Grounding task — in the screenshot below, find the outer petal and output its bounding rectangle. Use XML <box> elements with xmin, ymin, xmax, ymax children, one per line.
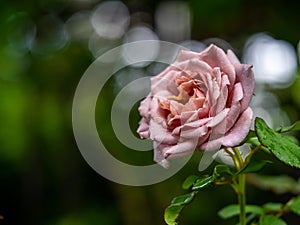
<box><xmin>138</xmin><ymin>95</ymin><xmax>151</xmax><ymax>119</ymax></box>
<box><xmin>137</xmin><ymin>118</ymin><xmax>150</xmax><ymax>139</ymax></box>
<box><xmin>165</xmin><ymin>139</ymin><xmax>197</xmax><ymax>158</ymax></box>
<box><xmin>153</xmin><ymin>142</ymin><xmax>171</xmax><ymax>168</ymax></box>
<box><xmin>149</xmin><ymin>119</ymin><xmax>178</xmax><ymax>144</ymax></box>
<box><xmin>222</xmin><ymin>107</ymin><xmax>253</xmax><ymax>147</ymax></box>
<box><xmin>227</xmin><ymin>49</ymin><xmax>241</xmax><ymax>65</ymax></box>
<box><xmin>234</xmin><ymin>64</ymin><xmax>255</xmax><ymax>112</ymax></box>
<box><xmin>172</xmin><ymin>56</ymin><xmax>213</xmax><ymax>77</ymax></box>
<box><xmin>199</xmin><ymin>44</ymin><xmax>236</xmax><ymax>88</ymax></box>
<box><xmin>151</xmin><ymin>69</ymin><xmax>180</xmax><ymax>95</ymax></box>
<box><xmin>200</xmin><ymin>107</ymin><xmax>253</xmax><ymax>151</ymax></box>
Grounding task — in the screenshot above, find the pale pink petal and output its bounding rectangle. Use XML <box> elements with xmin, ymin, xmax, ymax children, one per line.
<box><xmin>149</xmin><ymin>119</ymin><xmax>178</xmax><ymax>144</ymax></box>
<box><xmin>206</xmin><ymin>108</ymin><xmax>230</xmax><ymax>127</ymax></box>
<box><xmin>213</xmin><ymin>102</ymin><xmax>241</xmax><ymax>135</ymax></box>
<box><xmin>230</xmin><ymin>82</ymin><xmax>244</xmax><ymax>103</ymax></box>
<box><xmin>151</xmin><ymin>70</ymin><xmax>180</xmax><ymax>95</ymax></box>
<box><xmin>212</xmin><ymin>74</ymin><xmax>229</xmax><ymax>114</ymax></box>
<box><xmin>199</xmin><ymin>44</ymin><xmax>236</xmax><ymax>88</ymax></box>
<box><xmin>169</xmin><ymin>100</ymin><xmax>183</xmax><ymax>115</ymax></box>
<box><xmin>202</xmin><ymin>108</ymin><xmax>253</xmax><ymax>150</ymax></box>
<box><xmin>150</xmin><ymin>98</ymin><xmax>168</xmax><ymax>123</ymax></box>
<box><xmin>180</xmin><ymin>110</ymin><xmax>199</xmax><ymax>124</ymax></box>
<box><xmin>227</xmin><ymin>49</ymin><xmax>241</xmax><ymax>65</ymax></box>
<box><xmin>137</xmin><ymin>118</ymin><xmax>150</xmax><ymax>138</ymax></box>
<box><xmin>153</xmin><ymin>142</ymin><xmax>171</xmax><ymax>168</ymax></box>
<box><xmin>180</xmin><ymin>125</ymin><xmax>208</xmax><ymax>139</ymax></box>
<box><xmin>172</xmin><ymin>117</ymin><xmax>212</xmax><ymax>135</ymax></box>
<box><xmin>138</xmin><ymin>95</ymin><xmax>151</xmax><ymax>119</ymax></box>
<box><xmin>165</xmin><ymin>139</ymin><xmax>197</xmax><ymax>157</ymax></box>
<box><xmin>227</xmin><ymin>51</ymin><xmax>254</xmax><ymax>112</ymax></box>
<box><xmin>199</xmin><ymin>135</ymin><xmax>224</xmax><ymax>151</ymax></box>
<box><xmin>222</xmin><ymin>107</ymin><xmax>253</xmax><ymax>146</ymax></box>
<box><xmin>172</xmin><ymin>56</ymin><xmax>213</xmax><ymax>77</ymax></box>
<box><xmin>234</xmin><ymin>64</ymin><xmax>255</xmax><ymax>112</ymax></box>
<box><xmin>199</xmin><ymin>72</ymin><xmax>219</xmax><ymax>110</ymax></box>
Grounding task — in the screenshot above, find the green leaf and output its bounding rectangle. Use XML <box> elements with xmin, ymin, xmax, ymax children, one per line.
<box><xmin>218</xmin><ymin>204</ymin><xmax>264</xmax><ymax>219</ymax></box>
<box><xmin>259</xmin><ymin>215</ymin><xmax>287</xmax><ymax>225</ymax></box>
<box><xmin>247</xmin><ymin>174</ymin><xmax>297</xmax><ymax>194</ymax></box>
<box><xmin>288</xmin><ymin>196</ymin><xmax>300</xmax><ymax>216</ymax></box>
<box><xmin>263</xmin><ymin>203</ymin><xmax>283</xmax><ymax>212</ymax></box>
<box><xmin>164</xmin><ymin>192</ymin><xmax>196</xmax><ymax>225</ymax></box>
<box><xmin>239</xmin><ymin>159</ymin><xmax>271</xmax><ymax>174</ymax></box>
<box><xmin>164</xmin><ymin>205</ymin><xmax>183</xmax><ymax>225</ymax></box>
<box><xmin>277</xmin><ymin>121</ymin><xmax>300</xmax><ymax>133</ymax></box>
<box><xmin>182</xmin><ymin>175</ymin><xmax>199</xmax><ymax>190</ymax></box>
<box><xmin>213</xmin><ymin>164</ymin><xmax>232</xmax><ymax>177</ymax></box>
<box><xmin>170</xmin><ymin>192</ymin><xmax>196</xmax><ymax>205</ymax></box>
<box><xmin>255</xmin><ymin>117</ymin><xmax>300</xmax><ymax>169</ymax></box>
<box><xmin>192</xmin><ymin>176</ymin><xmax>215</xmax><ymax>190</ymax></box>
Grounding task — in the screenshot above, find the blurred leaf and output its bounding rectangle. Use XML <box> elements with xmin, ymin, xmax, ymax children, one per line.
<box><xmin>247</xmin><ymin>174</ymin><xmax>299</xmax><ymax>194</ymax></box>
<box><xmin>182</xmin><ymin>175</ymin><xmax>199</xmax><ymax>190</ymax></box>
<box><xmin>263</xmin><ymin>203</ymin><xmax>283</xmax><ymax>212</ymax></box>
<box><xmin>288</xmin><ymin>196</ymin><xmax>300</xmax><ymax>216</ymax></box>
<box><xmin>164</xmin><ymin>192</ymin><xmax>196</xmax><ymax>225</ymax></box>
<box><xmin>218</xmin><ymin>204</ymin><xmax>263</xmax><ymax>219</ymax></box>
<box><xmin>239</xmin><ymin>159</ymin><xmax>271</xmax><ymax>174</ymax></box>
<box><xmin>277</xmin><ymin>121</ymin><xmax>300</xmax><ymax>133</ymax></box>
<box><xmin>255</xmin><ymin>117</ymin><xmax>300</xmax><ymax>169</ymax></box>
<box><xmin>259</xmin><ymin>215</ymin><xmax>287</xmax><ymax>225</ymax></box>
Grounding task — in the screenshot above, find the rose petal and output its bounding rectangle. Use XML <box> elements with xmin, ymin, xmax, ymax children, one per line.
<box><xmin>227</xmin><ymin>49</ymin><xmax>241</xmax><ymax>65</ymax></box>
<box><xmin>213</xmin><ymin>102</ymin><xmax>241</xmax><ymax>135</ymax></box>
<box><xmin>222</xmin><ymin>107</ymin><xmax>253</xmax><ymax>146</ymax></box>
<box><xmin>206</xmin><ymin>108</ymin><xmax>230</xmax><ymax>127</ymax></box>
<box><xmin>165</xmin><ymin>139</ymin><xmax>197</xmax><ymax>157</ymax></box>
<box><xmin>137</xmin><ymin>118</ymin><xmax>150</xmax><ymax>138</ymax></box>
<box><xmin>212</xmin><ymin>74</ymin><xmax>229</xmax><ymax>114</ymax></box>
<box><xmin>149</xmin><ymin>119</ymin><xmax>178</xmax><ymax>144</ymax></box>
<box><xmin>172</xmin><ymin>56</ymin><xmax>213</xmax><ymax>77</ymax></box>
<box><xmin>153</xmin><ymin>142</ymin><xmax>171</xmax><ymax>168</ymax></box>
<box><xmin>138</xmin><ymin>95</ymin><xmax>151</xmax><ymax>119</ymax></box>
<box><xmin>151</xmin><ymin>70</ymin><xmax>180</xmax><ymax>95</ymax></box>
<box><xmin>234</xmin><ymin>64</ymin><xmax>255</xmax><ymax>112</ymax></box>
<box><xmin>199</xmin><ymin>44</ymin><xmax>236</xmax><ymax>88</ymax></box>
<box><xmin>230</xmin><ymin>82</ymin><xmax>244</xmax><ymax>103</ymax></box>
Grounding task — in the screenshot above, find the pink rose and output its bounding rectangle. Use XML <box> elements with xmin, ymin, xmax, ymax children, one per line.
<box><xmin>137</xmin><ymin>44</ymin><xmax>254</xmax><ymax>167</ymax></box>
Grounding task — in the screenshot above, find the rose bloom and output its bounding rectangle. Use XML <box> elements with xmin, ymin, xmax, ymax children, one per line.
<box><xmin>137</xmin><ymin>44</ymin><xmax>254</xmax><ymax>167</ymax></box>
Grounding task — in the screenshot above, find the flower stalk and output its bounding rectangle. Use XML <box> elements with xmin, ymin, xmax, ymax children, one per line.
<box><xmin>232</xmin><ymin>147</ymin><xmax>247</xmax><ymax>225</ymax></box>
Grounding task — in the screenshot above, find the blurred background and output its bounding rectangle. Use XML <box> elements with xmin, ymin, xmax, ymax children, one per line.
<box><xmin>1</xmin><ymin>0</ymin><xmax>300</xmax><ymax>224</ymax></box>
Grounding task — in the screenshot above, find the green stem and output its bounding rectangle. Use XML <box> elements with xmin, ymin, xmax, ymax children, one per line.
<box><xmin>238</xmin><ymin>173</ymin><xmax>246</xmax><ymax>225</ymax></box>
<box><xmin>232</xmin><ymin>147</ymin><xmax>246</xmax><ymax>225</ymax></box>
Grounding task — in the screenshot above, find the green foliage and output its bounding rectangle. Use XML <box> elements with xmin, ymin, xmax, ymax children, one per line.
<box><xmin>218</xmin><ymin>204</ymin><xmax>263</xmax><ymax>219</ymax></box>
<box><xmin>277</xmin><ymin>121</ymin><xmax>300</xmax><ymax>133</ymax></box>
<box><xmin>288</xmin><ymin>196</ymin><xmax>300</xmax><ymax>216</ymax></box>
<box><xmin>182</xmin><ymin>175</ymin><xmax>199</xmax><ymax>190</ymax></box>
<box><xmin>164</xmin><ymin>192</ymin><xmax>196</xmax><ymax>225</ymax></box>
<box><xmin>259</xmin><ymin>215</ymin><xmax>287</xmax><ymax>225</ymax></box>
<box><xmin>247</xmin><ymin>174</ymin><xmax>300</xmax><ymax>194</ymax></box>
<box><xmin>239</xmin><ymin>159</ymin><xmax>271</xmax><ymax>174</ymax></box>
<box><xmin>165</xmin><ymin>164</ymin><xmax>234</xmax><ymax>225</ymax></box>
<box><xmin>262</xmin><ymin>203</ymin><xmax>284</xmax><ymax>212</ymax></box>
<box><xmin>255</xmin><ymin>117</ymin><xmax>300</xmax><ymax>169</ymax></box>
